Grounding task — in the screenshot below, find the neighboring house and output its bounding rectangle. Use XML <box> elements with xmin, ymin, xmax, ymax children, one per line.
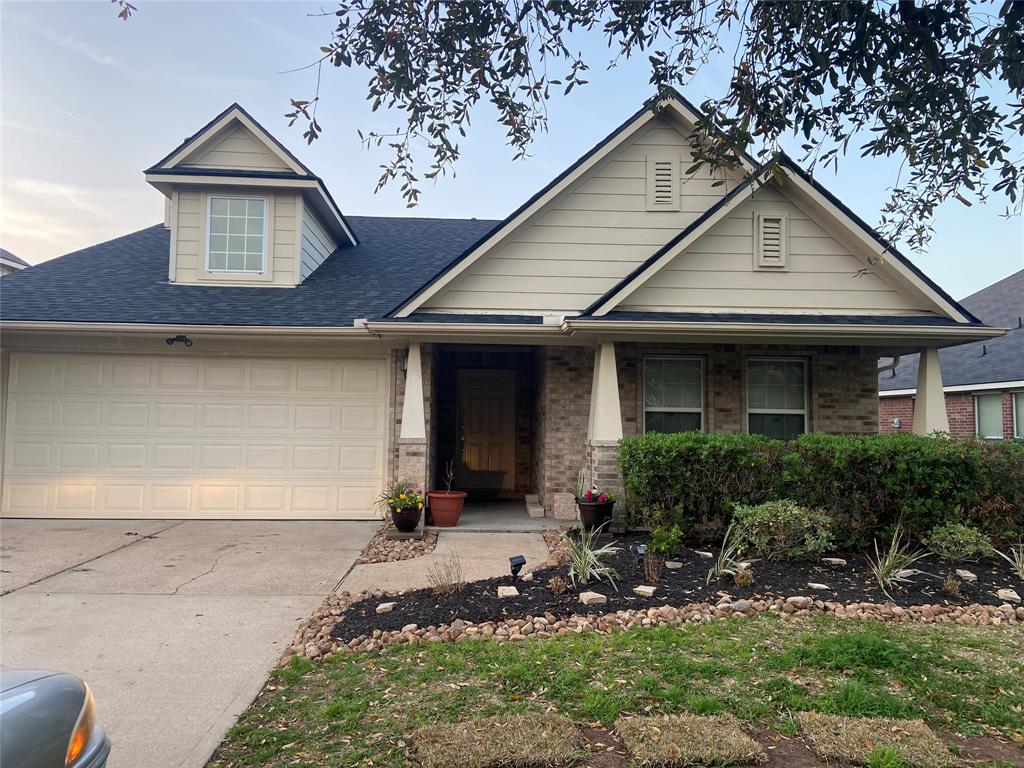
<box><xmin>0</xmin><ymin>95</ymin><xmax>1002</xmax><ymax>520</ymax></box>
<box><xmin>879</xmin><ymin>270</ymin><xmax>1023</xmax><ymax>440</ymax></box>
<box><xmin>0</xmin><ymin>249</ymin><xmax>29</xmax><ymax>276</ymax></box>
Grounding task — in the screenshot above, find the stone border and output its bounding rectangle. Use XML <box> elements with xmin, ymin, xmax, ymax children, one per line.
<box><xmin>282</xmin><ymin>590</ymin><xmax>1023</xmax><ymax>663</ymax></box>
<box><xmin>356</xmin><ymin>522</ymin><xmax>439</xmax><ymax>564</ymax></box>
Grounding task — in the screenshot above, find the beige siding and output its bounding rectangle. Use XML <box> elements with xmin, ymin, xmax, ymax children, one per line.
<box><xmin>422</xmin><ymin>117</ymin><xmax>742</xmax><ymax>314</ymax></box>
<box><xmin>172</xmin><ymin>187</ymin><xmax>299</xmax><ymax>287</ymax></box>
<box><xmin>620</xmin><ymin>190</ymin><xmax>929</xmax><ymax>314</ymax></box>
<box><xmin>179</xmin><ymin>122</ymin><xmax>292</xmax><ymax>172</ymax></box>
<box><xmin>299</xmin><ymin>200</ymin><xmax>338</xmax><ymax>280</ymax></box>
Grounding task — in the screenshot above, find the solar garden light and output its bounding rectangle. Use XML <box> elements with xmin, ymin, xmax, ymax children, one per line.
<box><xmin>631</xmin><ymin>543</ymin><xmax>646</xmax><ymax>565</ymax></box>
<box><xmin>509</xmin><ymin>554</ymin><xmax>526</xmax><ymax>579</ymax></box>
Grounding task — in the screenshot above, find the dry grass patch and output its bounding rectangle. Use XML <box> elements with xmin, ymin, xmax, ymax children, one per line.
<box><xmin>614</xmin><ymin>714</ymin><xmax>766</xmax><ymax>766</ymax></box>
<box><xmin>411</xmin><ymin>712</ymin><xmax>585</xmax><ymax>768</ymax></box>
<box><xmin>797</xmin><ymin>713</ymin><xmax>958</xmax><ymax>767</ymax></box>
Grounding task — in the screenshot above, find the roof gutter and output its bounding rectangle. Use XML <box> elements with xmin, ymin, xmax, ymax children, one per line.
<box><xmin>0</xmin><ymin>321</ymin><xmax>377</xmax><ymax>337</ymax></box>
<box><xmin>362</xmin><ymin>321</ymin><xmax>571</xmax><ymax>337</ymax></box>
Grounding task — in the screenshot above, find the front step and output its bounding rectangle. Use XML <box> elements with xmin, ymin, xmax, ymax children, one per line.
<box><xmin>524</xmin><ymin>494</ymin><xmax>546</xmax><ymax>518</ymax></box>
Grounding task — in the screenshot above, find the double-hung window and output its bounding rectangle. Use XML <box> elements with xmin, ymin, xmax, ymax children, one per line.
<box><xmin>207</xmin><ymin>196</ymin><xmax>266</xmax><ymax>273</ymax></box>
<box><xmin>975</xmin><ymin>393</ymin><xmax>1003</xmax><ymax>439</ymax></box>
<box><xmin>643</xmin><ymin>357</ymin><xmax>703</xmax><ymax>433</ymax></box>
<box><xmin>747</xmin><ymin>358</ymin><xmax>807</xmax><ymax>440</ymax></box>
<box><xmin>1015</xmin><ymin>392</ymin><xmax>1023</xmax><ymax>439</ymax></box>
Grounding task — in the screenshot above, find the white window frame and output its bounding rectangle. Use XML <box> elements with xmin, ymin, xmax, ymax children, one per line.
<box><xmin>746</xmin><ymin>357</ymin><xmax>809</xmax><ymax>438</ymax></box>
<box><xmin>1015</xmin><ymin>392</ymin><xmax>1023</xmax><ymax>439</ymax></box>
<box><xmin>642</xmin><ymin>356</ymin><xmax>704</xmax><ymax>433</ymax></box>
<box><xmin>205</xmin><ymin>194</ymin><xmax>268</xmax><ymax>275</ymax></box>
<box><xmin>974</xmin><ymin>392</ymin><xmax>1004</xmax><ymax>440</ymax></box>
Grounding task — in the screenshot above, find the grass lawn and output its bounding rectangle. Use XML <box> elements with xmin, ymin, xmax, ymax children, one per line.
<box><xmin>209</xmin><ymin>614</ymin><xmax>1024</xmax><ymax>767</ymax></box>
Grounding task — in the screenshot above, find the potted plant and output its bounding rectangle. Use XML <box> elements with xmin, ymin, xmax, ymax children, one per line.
<box><xmin>378</xmin><ymin>480</ymin><xmax>424</xmax><ymax>533</ymax></box>
<box><xmin>427</xmin><ymin>460</ymin><xmax>467</xmax><ymax>528</ymax></box>
<box><xmin>573</xmin><ymin>468</ymin><xmax>616</xmax><ymax>532</ymax></box>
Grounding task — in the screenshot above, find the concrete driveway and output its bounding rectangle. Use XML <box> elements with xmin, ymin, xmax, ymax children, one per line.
<box><xmin>0</xmin><ymin>519</ymin><xmax>376</xmax><ymax>768</ymax></box>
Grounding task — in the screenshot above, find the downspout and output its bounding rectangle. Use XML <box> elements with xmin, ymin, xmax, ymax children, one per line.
<box><xmin>877</xmin><ymin>355</ymin><xmax>902</xmax><ymax>377</ymax></box>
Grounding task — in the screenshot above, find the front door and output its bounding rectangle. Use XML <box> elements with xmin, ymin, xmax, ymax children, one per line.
<box><xmin>456</xmin><ymin>369</ymin><xmax>516</xmax><ymax>494</ymax></box>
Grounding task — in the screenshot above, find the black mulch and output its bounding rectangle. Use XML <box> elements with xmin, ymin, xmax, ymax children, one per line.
<box><xmin>332</xmin><ymin>533</ymin><xmax>1023</xmax><ymax>643</ymax></box>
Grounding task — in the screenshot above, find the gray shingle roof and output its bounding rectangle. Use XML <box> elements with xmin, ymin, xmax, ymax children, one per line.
<box><xmin>0</xmin><ymin>217</ymin><xmax>497</xmax><ymax>327</ymax></box>
<box><xmin>879</xmin><ymin>269</ymin><xmax>1024</xmax><ymax>390</ymax></box>
<box><xmin>0</xmin><ymin>249</ymin><xmax>29</xmax><ymax>268</ymax></box>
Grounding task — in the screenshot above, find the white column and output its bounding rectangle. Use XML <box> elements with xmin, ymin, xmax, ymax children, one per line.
<box><xmin>400</xmin><ymin>342</ymin><xmax>426</xmax><ymax>439</ymax></box>
<box><xmin>588</xmin><ymin>341</ymin><xmax>623</xmax><ymax>441</ymax></box>
<box><xmin>913</xmin><ymin>347</ymin><xmax>949</xmax><ymax>435</ymax></box>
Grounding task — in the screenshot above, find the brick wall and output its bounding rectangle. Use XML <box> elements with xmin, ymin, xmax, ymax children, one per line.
<box><xmin>878</xmin><ymin>395</ymin><xmax>915</xmax><ymax>433</ymax></box>
<box><xmin>880</xmin><ymin>390</ymin><xmax>1020</xmax><ymax>439</ymax></box>
<box><xmin>389</xmin><ymin>344</ymin><xmax>433</xmax><ymax>489</ymax></box>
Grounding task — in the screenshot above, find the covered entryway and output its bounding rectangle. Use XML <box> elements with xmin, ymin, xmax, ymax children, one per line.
<box><xmin>1</xmin><ymin>352</ymin><xmax>387</xmax><ymax>519</ymax></box>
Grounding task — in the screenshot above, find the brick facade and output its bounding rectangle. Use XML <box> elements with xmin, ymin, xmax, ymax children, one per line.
<box><xmin>880</xmin><ymin>389</ymin><xmax>1020</xmax><ymax>439</ymax></box>
<box><xmin>389</xmin><ymin>345</ymin><xmax>434</xmax><ymax>490</ymax></box>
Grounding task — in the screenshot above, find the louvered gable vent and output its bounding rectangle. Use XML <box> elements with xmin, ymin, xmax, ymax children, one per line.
<box><xmin>756</xmin><ymin>213</ymin><xmax>788</xmax><ymax>269</ymax></box>
<box><xmin>646</xmin><ymin>154</ymin><xmax>680</xmax><ymax>211</ymax></box>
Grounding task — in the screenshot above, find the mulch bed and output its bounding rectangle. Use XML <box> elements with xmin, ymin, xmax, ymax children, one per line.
<box><xmin>333</xmin><ymin>533</ymin><xmax>1022</xmax><ymax>642</ymax></box>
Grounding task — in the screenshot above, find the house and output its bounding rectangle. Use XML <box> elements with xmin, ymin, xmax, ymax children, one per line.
<box><xmin>879</xmin><ymin>269</ymin><xmax>1023</xmax><ymax>439</ymax></box>
<box><xmin>0</xmin><ymin>95</ymin><xmax>1003</xmax><ymax>521</ymax></box>
<box><xmin>0</xmin><ymin>249</ymin><xmax>29</xmax><ymax>276</ymax></box>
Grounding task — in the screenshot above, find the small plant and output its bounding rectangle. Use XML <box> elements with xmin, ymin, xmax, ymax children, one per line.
<box><xmin>572</xmin><ymin>468</ymin><xmax>587</xmax><ymax>500</ymax></box>
<box><xmin>732</xmin><ymin>499</ymin><xmax>834</xmax><ymax>561</ymax></box>
<box><xmin>733</xmin><ymin>567</ymin><xmax>755</xmax><ymax>588</ymax></box>
<box><xmin>942</xmin><ymin>572</ymin><xmax>962</xmax><ymax>598</ymax></box>
<box><xmin>644</xmin><ymin>525</ymin><xmax>682</xmax><ymax>582</ymax></box>
<box><xmin>563</xmin><ymin>525</ymin><xmax>620</xmax><ymax>590</ymax></box>
<box><xmin>994</xmin><ymin>541</ymin><xmax>1024</xmax><ymax>579</ymax></box>
<box><xmin>426</xmin><ymin>554</ymin><xmax>463</xmax><ymax>596</ymax></box>
<box><xmin>925</xmin><ymin>522</ymin><xmax>994</xmax><ymax>561</ymax></box>
<box><xmin>865</xmin><ymin>745</ymin><xmax>912</xmax><ymax>768</ymax></box>
<box><xmin>706</xmin><ymin>523</ymin><xmax>749</xmax><ymax>585</ymax></box>
<box><xmin>376</xmin><ymin>479</ymin><xmax>424</xmax><ymax>514</ymax></box>
<box><xmin>442</xmin><ymin>459</ymin><xmax>456</xmax><ymax>492</ymax></box>
<box><xmin>867</xmin><ymin>525</ymin><xmax>931</xmax><ymax>599</ymax></box>
<box><xmin>571</xmin><ymin>468</ymin><xmax>615</xmax><ymax>503</ymax></box>
<box><xmin>547</xmin><ymin>575</ymin><xmax>568</xmax><ymax>595</ymax></box>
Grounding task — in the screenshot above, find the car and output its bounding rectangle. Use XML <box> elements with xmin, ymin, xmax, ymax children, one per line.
<box><xmin>0</xmin><ymin>669</ymin><xmax>110</xmax><ymax>768</ymax></box>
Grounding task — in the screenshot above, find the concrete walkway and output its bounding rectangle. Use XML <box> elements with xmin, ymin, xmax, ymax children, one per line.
<box><xmin>0</xmin><ymin>519</ymin><xmax>376</xmax><ymax>768</ymax></box>
<box><xmin>341</xmin><ymin>530</ymin><xmax>553</xmax><ymax>593</ymax></box>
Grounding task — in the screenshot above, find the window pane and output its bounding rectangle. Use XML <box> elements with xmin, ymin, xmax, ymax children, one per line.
<box><xmin>209</xmin><ymin>234</ymin><xmax>227</xmax><ymax>253</ymax></box>
<box><xmin>227</xmin><ymin>217</ymin><xmax>245</xmax><ymax>235</ymax></box>
<box><xmin>210</xmin><ymin>198</ymin><xmax>229</xmax><ymax>215</ymax></box>
<box><xmin>976</xmin><ymin>394</ymin><xmax>1002</xmax><ymax>438</ymax></box>
<box><xmin>209</xmin><ymin>216</ymin><xmax>228</xmax><ymax>235</ymax></box>
<box><xmin>228</xmin><ymin>199</ymin><xmax>247</xmax><ymax>217</ymax></box>
<box><xmin>208</xmin><ymin>252</ymin><xmax>227</xmax><ymax>271</ymax></box>
<box><xmin>644</xmin><ymin>358</ymin><xmax>701</xmax><ymax>409</ymax></box>
<box><xmin>243</xmin><ymin>252</ymin><xmax>263</xmax><ymax>272</ymax></box>
<box><xmin>247</xmin><ymin>199</ymin><xmax>265</xmax><ymax>217</ymax></box>
<box><xmin>226</xmin><ymin>251</ymin><xmax>245</xmax><ymax>271</ymax></box>
<box><xmin>749</xmin><ymin>413</ymin><xmax>805</xmax><ymax>441</ymax></box>
<box><xmin>645</xmin><ymin>411</ymin><xmax>701</xmax><ymax>434</ymax></box>
<box><xmin>1016</xmin><ymin>393</ymin><xmax>1023</xmax><ymax>438</ymax></box>
<box><xmin>748</xmin><ymin>360</ymin><xmax>804</xmax><ymax>411</ymax></box>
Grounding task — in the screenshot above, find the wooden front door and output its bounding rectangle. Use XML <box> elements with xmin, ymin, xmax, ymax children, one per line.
<box><xmin>456</xmin><ymin>369</ymin><xmax>516</xmax><ymax>494</ymax></box>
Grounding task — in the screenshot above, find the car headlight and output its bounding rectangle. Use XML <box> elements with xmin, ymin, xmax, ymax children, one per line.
<box><xmin>65</xmin><ymin>683</ymin><xmax>96</xmax><ymax>766</ymax></box>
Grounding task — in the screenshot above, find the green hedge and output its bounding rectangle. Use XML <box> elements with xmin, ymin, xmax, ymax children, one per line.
<box><xmin>617</xmin><ymin>431</ymin><xmax>1024</xmax><ymax>548</ymax></box>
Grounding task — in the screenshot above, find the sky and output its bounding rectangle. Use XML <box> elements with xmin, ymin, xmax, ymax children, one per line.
<box><xmin>1</xmin><ymin>1</ymin><xmax>1021</xmax><ymax>300</ymax></box>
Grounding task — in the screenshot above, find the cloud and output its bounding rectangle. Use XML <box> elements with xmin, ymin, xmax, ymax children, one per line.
<box><xmin>43</xmin><ymin>30</ymin><xmax>120</xmax><ymax>67</ymax></box>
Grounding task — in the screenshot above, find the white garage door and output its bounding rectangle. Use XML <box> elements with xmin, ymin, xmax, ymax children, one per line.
<box><xmin>1</xmin><ymin>353</ymin><xmax>387</xmax><ymax>519</ymax></box>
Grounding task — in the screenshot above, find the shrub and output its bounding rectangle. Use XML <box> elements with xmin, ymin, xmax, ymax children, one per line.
<box><xmin>867</xmin><ymin>525</ymin><xmax>931</xmax><ymax>599</ymax></box>
<box><xmin>563</xmin><ymin>526</ymin><xmax>620</xmax><ymax>590</ymax></box>
<box><xmin>617</xmin><ymin>431</ymin><xmax>1024</xmax><ymax>547</ymax></box>
<box><xmin>925</xmin><ymin>522</ymin><xmax>993</xmax><ymax>561</ymax></box>
<box><xmin>732</xmin><ymin>500</ymin><xmax>834</xmax><ymax>561</ymax></box>
<box><xmin>426</xmin><ymin>554</ymin><xmax>463</xmax><ymax>596</ymax></box>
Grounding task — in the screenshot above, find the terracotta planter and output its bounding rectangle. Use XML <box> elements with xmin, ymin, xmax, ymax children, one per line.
<box><xmin>390</xmin><ymin>505</ymin><xmax>421</xmax><ymax>533</ymax></box>
<box><xmin>576</xmin><ymin>500</ymin><xmax>614</xmax><ymax>532</ymax></box>
<box><xmin>427</xmin><ymin>491</ymin><xmax>467</xmax><ymax>527</ymax></box>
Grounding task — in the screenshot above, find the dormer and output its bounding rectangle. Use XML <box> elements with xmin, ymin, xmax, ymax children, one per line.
<box><xmin>144</xmin><ymin>104</ymin><xmax>356</xmax><ymax>287</ymax></box>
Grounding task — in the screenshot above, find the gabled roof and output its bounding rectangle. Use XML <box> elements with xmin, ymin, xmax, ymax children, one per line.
<box><xmin>880</xmin><ymin>269</ymin><xmax>1024</xmax><ymax>391</ymax></box>
<box><xmin>388</xmin><ymin>90</ymin><xmax>730</xmax><ymax>318</ymax></box>
<box><xmin>144</xmin><ymin>103</ymin><xmax>358</xmax><ymax>247</ymax></box>
<box><xmin>0</xmin><ymin>248</ymin><xmax>29</xmax><ymax>270</ymax></box>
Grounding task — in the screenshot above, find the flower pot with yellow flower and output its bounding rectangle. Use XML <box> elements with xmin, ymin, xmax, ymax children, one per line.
<box><xmin>377</xmin><ymin>480</ymin><xmax>424</xmax><ymax>533</ymax></box>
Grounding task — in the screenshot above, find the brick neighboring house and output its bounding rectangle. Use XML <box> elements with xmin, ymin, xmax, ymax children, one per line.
<box><xmin>879</xmin><ymin>270</ymin><xmax>1023</xmax><ymax>440</ymax></box>
<box><xmin>0</xmin><ymin>94</ymin><xmax>1002</xmax><ymax>521</ymax></box>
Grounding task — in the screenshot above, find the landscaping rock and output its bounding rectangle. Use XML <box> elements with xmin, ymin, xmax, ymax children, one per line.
<box><xmin>807</xmin><ymin>583</ymin><xmax>830</xmax><ymax>591</ymax></box>
<box><xmin>579</xmin><ymin>591</ymin><xmax>607</xmax><ymax>605</ymax></box>
<box><xmin>521</xmin><ymin>572</ymin><xmax>534</xmax><ymax>582</ymax></box>
<box><xmin>996</xmin><ymin>588</ymin><xmax>1021</xmax><ymax>603</ymax></box>
<box><xmin>731</xmin><ymin>599</ymin><xmax>752</xmax><ymax>613</ymax></box>
<box><xmin>821</xmin><ymin>557</ymin><xmax>847</xmax><ymax>566</ymax></box>
<box><xmin>497</xmin><ymin>586</ymin><xmax>520</xmax><ymax>598</ymax></box>
<box><xmin>376</xmin><ymin>602</ymin><xmax>396</xmax><ymax>614</ymax></box>
<box><xmin>665</xmin><ymin>561</ymin><xmax>683</xmax><ymax>569</ymax></box>
<box><xmin>357</xmin><ymin>522</ymin><xmax>438</xmax><ymax>564</ymax></box>
<box><xmin>694</xmin><ymin>550</ymin><xmax>714</xmax><ymax>559</ymax></box>
<box><xmin>633</xmin><ymin>585</ymin><xmax>657</xmax><ymax>598</ymax></box>
<box><xmin>956</xmin><ymin>569</ymin><xmax>978</xmax><ymax>582</ymax></box>
<box><xmin>786</xmin><ymin>596</ymin><xmax>812</xmax><ymax>609</ymax></box>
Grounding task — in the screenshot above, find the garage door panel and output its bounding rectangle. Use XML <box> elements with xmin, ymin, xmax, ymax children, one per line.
<box><xmin>3</xmin><ymin>353</ymin><xmax>388</xmax><ymax>519</ymax></box>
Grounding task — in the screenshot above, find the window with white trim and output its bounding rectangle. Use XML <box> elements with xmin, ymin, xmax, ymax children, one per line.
<box><xmin>1014</xmin><ymin>392</ymin><xmax>1023</xmax><ymax>439</ymax></box>
<box><xmin>643</xmin><ymin>357</ymin><xmax>703</xmax><ymax>433</ymax></box>
<box><xmin>756</xmin><ymin>213</ymin><xmax>788</xmax><ymax>269</ymax></box>
<box><xmin>747</xmin><ymin>359</ymin><xmax>807</xmax><ymax>440</ymax></box>
<box><xmin>207</xmin><ymin>196</ymin><xmax>266</xmax><ymax>273</ymax></box>
<box><xmin>975</xmin><ymin>393</ymin><xmax>1003</xmax><ymax>439</ymax></box>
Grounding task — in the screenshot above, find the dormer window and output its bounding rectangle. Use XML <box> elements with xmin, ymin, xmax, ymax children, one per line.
<box><xmin>207</xmin><ymin>196</ymin><xmax>267</xmax><ymax>273</ymax></box>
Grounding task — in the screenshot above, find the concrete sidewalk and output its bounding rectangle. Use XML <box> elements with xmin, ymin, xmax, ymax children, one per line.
<box><xmin>0</xmin><ymin>519</ymin><xmax>375</xmax><ymax>768</ymax></box>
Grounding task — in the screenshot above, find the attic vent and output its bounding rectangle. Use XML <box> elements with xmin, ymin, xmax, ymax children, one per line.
<box><xmin>646</xmin><ymin>155</ymin><xmax>680</xmax><ymax>211</ymax></box>
<box><xmin>756</xmin><ymin>213</ymin><xmax>788</xmax><ymax>269</ymax></box>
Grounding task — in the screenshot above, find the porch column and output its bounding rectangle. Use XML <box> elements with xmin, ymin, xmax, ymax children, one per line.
<box><xmin>397</xmin><ymin>342</ymin><xmax>428</xmax><ymax>489</ymax></box>
<box><xmin>585</xmin><ymin>341</ymin><xmax>625</xmax><ymax>526</ymax></box>
<box><xmin>913</xmin><ymin>347</ymin><xmax>949</xmax><ymax>435</ymax></box>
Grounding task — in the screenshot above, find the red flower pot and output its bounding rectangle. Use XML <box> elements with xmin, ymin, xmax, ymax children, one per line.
<box><xmin>576</xmin><ymin>500</ymin><xmax>614</xmax><ymax>532</ymax></box>
<box><xmin>427</xmin><ymin>491</ymin><xmax>467</xmax><ymax>527</ymax></box>
<box><xmin>390</xmin><ymin>505</ymin><xmax>421</xmax><ymax>533</ymax></box>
